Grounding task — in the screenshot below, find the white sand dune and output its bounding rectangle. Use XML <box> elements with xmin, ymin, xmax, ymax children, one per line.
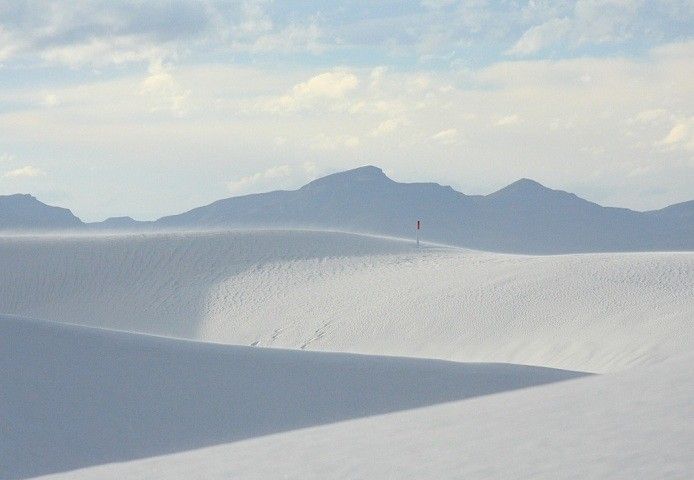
<box><xmin>0</xmin><ymin>231</ymin><xmax>415</xmax><ymax>340</ymax></box>
<box><xmin>1</xmin><ymin>230</ymin><xmax>692</xmax><ymax>373</ymax></box>
<box><xmin>1</xmin><ymin>230</ymin><xmax>692</xmax><ymax>479</ymax></box>
<box><xmin>0</xmin><ymin>315</ymin><xmax>585</xmax><ymax>479</ymax></box>
<box><xmin>36</xmin><ymin>351</ymin><xmax>693</xmax><ymax>480</ymax></box>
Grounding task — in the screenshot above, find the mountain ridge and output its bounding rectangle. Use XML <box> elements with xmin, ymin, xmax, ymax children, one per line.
<box><xmin>1</xmin><ymin>166</ymin><xmax>692</xmax><ymax>253</ymax></box>
<box><xmin>0</xmin><ymin>194</ymin><xmax>83</xmax><ymax>230</ymax></box>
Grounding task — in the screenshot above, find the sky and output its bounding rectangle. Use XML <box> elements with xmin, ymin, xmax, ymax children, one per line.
<box><xmin>0</xmin><ymin>0</ymin><xmax>692</xmax><ymax>221</ymax></box>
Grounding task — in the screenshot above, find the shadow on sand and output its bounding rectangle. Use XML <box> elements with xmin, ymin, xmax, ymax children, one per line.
<box><xmin>2</xmin><ymin>316</ymin><xmax>588</xmax><ymax>479</ymax></box>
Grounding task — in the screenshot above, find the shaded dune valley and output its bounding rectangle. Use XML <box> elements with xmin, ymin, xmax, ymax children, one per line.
<box><xmin>1</xmin><ymin>316</ymin><xmax>586</xmax><ymax>479</ymax></box>
<box><xmin>1</xmin><ymin>230</ymin><xmax>693</xmax><ymax>479</ymax></box>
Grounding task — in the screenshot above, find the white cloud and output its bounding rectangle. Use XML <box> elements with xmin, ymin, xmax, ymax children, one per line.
<box><xmin>225</xmin><ymin>162</ymin><xmax>321</xmax><ymax>195</ymax></box>
<box><xmin>658</xmin><ymin>118</ymin><xmax>694</xmax><ymax>151</ymax></box>
<box><xmin>651</xmin><ymin>40</ymin><xmax>694</xmax><ymax>59</ymax></box>
<box><xmin>41</xmin><ymin>93</ymin><xmax>59</xmax><ymax>107</ymax></box>
<box><xmin>310</xmin><ymin>134</ymin><xmax>360</xmax><ymax>151</ymax></box>
<box><xmin>632</xmin><ymin>109</ymin><xmax>670</xmax><ymax>124</ymax></box>
<box><xmin>140</xmin><ymin>61</ymin><xmax>190</xmax><ymax>116</ymax></box>
<box><xmin>264</xmin><ymin>70</ymin><xmax>359</xmax><ymax>112</ymax></box>
<box><xmin>226</xmin><ymin>165</ymin><xmax>292</xmax><ymax>194</ymax></box>
<box><xmin>572</xmin><ymin>0</ymin><xmax>640</xmax><ymax>45</ymax></box>
<box><xmin>371</xmin><ymin>118</ymin><xmax>406</xmax><ymax>137</ymax></box>
<box><xmin>229</xmin><ymin>3</ymin><xmax>325</xmax><ymax>55</ymax></box>
<box><xmin>369</xmin><ymin>67</ymin><xmax>388</xmax><ymax>89</ymax></box>
<box><xmin>241</xmin><ymin>22</ymin><xmax>325</xmax><ymax>54</ymax></box>
<box><xmin>661</xmin><ymin>124</ymin><xmax>687</xmax><ymax>144</ymax></box>
<box><xmin>508</xmin><ymin>1</ymin><xmax>647</xmax><ymax>57</ymax></box>
<box><xmin>40</xmin><ymin>36</ymin><xmax>169</xmax><ymax>68</ymax></box>
<box><xmin>0</xmin><ymin>26</ymin><xmax>22</xmax><ymax>61</ymax></box>
<box><xmin>506</xmin><ymin>18</ymin><xmax>572</xmax><ymax>56</ymax></box>
<box><xmin>0</xmin><ymin>2</ymin><xmax>206</xmax><ymax>68</ymax></box>
<box><xmin>3</xmin><ymin>166</ymin><xmax>46</xmax><ymax>179</ymax></box>
<box><xmin>236</xmin><ymin>0</ymin><xmax>274</xmax><ymax>35</ymax></box>
<box><xmin>496</xmin><ymin>114</ymin><xmax>520</xmax><ymax>126</ymax></box>
<box><xmin>293</xmin><ymin>70</ymin><xmax>358</xmax><ymax>98</ymax></box>
<box><xmin>430</xmin><ymin>128</ymin><xmax>458</xmax><ymax>145</ymax></box>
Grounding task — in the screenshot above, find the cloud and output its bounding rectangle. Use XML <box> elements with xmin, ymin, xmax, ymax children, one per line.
<box><xmin>236</xmin><ymin>0</ymin><xmax>274</xmax><ymax>35</ymax></box>
<box><xmin>507</xmin><ymin>1</ymin><xmax>653</xmax><ymax>57</ymax></box>
<box><xmin>0</xmin><ymin>26</ymin><xmax>23</xmax><ymax>61</ymax></box>
<box><xmin>225</xmin><ymin>162</ymin><xmax>320</xmax><ymax>195</ymax></box>
<box><xmin>371</xmin><ymin>118</ymin><xmax>406</xmax><ymax>137</ymax></box>
<box><xmin>0</xmin><ymin>2</ymin><xmax>209</xmax><ymax>67</ymax></box>
<box><xmin>41</xmin><ymin>93</ymin><xmax>59</xmax><ymax>107</ymax></box>
<box><xmin>430</xmin><ymin>128</ymin><xmax>458</xmax><ymax>145</ymax></box>
<box><xmin>572</xmin><ymin>0</ymin><xmax>640</xmax><ymax>45</ymax></box>
<box><xmin>40</xmin><ymin>35</ymin><xmax>169</xmax><ymax>68</ymax></box>
<box><xmin>310</xmin><ymin>134</ymin><xmax>360</xmax><ymax>151</ymax></box>
<box><xmin>226</xmin><ymin>1</ymin><xmax>325</xmax><ymax>54</ymax></box>
<box><xmin>0</xmin><ymin>0</ymin><xmax>690</xmax><ymax>76</ymax></box>
<box><xmin>236</xmin><ymin>22</ymin><xmax>325</xmax><ymax>54</ymax></box>
<box><xmin>264</xmin><ymin>70</ymin><xmax>359</xmax><ymax>112</ymax></box>
<box><xmin>506</xmin><ymin>18</ymin><xmax>572</xmax><ymax>56</ymax></box>
<box><xmin>3</xmin><ymin>166</ymin><xmax>46</xmax><ymax>178</ymax></box>
<box><xmin>139</xmin><ymin>61</ymin><xmax>190</xmax><ymax>116</ymax></box>
<box><xmin>292</xmin><ymin>71</ymin><xmax>359</xmax><ymax>99</ymax></box>
<box><xmin>226</xmin><ymin>165</ymin><xmax>292</xmax><ymax>194</ymax></box>
<box><xmin>369</xmin><ymin>67</ymin><xmax>388</xmax><ymax>89</ymax></box>
<box><xmin>496</xmin><ymin>114</ymin><xmax>520</xmax><ymax>126</ymax></box>
<box><xmin>632</xmin><ymin>109</ymin><xmax>670</xmax><ymax>124</ymax></box>
<box><xmin>661</xmin><ymin>124</ymin><xmax>687</xmax><ymax>144</ymax></box>
<box><xmin>657</xmin><ymin>118</ymin><xmax>694</xmax><ymax>151</ymax></box>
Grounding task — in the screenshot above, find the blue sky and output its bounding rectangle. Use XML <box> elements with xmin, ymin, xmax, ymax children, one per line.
<box><xmin>0</xmin><ymin>0</ymin><xmax>692</xmax><ymax>221</ymax></box>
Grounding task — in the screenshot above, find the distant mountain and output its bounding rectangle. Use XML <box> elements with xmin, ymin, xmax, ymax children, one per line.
<box><xmin>155</xmin><ymin>166</ymin><xmax>693</xmax><ymax>253</ymax></box>
<box><xmin>157</xmin><ymin>166</ymin><xmax>473</xmax><ymax>239</ymax></box>
<box><xmin>86</xmin><ymin>216</ymin><xmax>149</xmax><ymax>230</ymax></box>
<box><xmin>0</xmin><ymin>194</ymin><xmax>82</xmax><ymax>231</ymax></box>
<box><xmin>1</xmin><ymin>167</ymin><xmax>692</xmax><ymax>253</ymax></box>
<box><xmin>649</xmin><ymin>200</ymin><xmax>694</xmax><ymax>222</ymax></box>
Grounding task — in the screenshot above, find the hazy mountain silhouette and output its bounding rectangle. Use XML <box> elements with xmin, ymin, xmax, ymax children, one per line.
<box><xmin>1</xmin><ymin>166</ymin><xmax>692</xmax><ymax>253</ymax></box>
<box><xmin>649</xmin><ymin>200</ymin><xmax>694</xmax><ymax>222</ymax></box>
<box><xmin>0</xmin><ymin>194</ymin><xmax>82</xmax><ymax>231</ymax></box>
<box><xmin>154</xmin><ymin>166</ymin><xmax>693</xmax><ymax>253</ymax></box>
<box><xmin>86</xmin><ymin>216</ymin><xmax>149</xmax><ymax>230</ymax></box>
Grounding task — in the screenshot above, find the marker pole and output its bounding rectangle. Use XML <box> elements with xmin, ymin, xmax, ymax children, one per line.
<box><xmin>416</xmin><ymin>220</ymin><xmax>420</xmax><ymax>246</ymax></box>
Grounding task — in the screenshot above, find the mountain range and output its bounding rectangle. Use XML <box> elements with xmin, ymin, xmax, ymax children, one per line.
<box><xmin>1</xmin><ymin>166</ymin><xmax>692</xmax><ymax>254</ymax></box>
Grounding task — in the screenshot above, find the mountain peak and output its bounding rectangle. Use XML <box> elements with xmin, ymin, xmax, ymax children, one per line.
<box><xmin>487</xmin><ymin>178</ymin><xmax>554</xmax><ymax>199</ymax></box>
<box><xmin>100</xmin><ymin>216</ymin><xmax>138</xmax><ymax>224</ymax></box>
<box><xmin>2</xmin><ymin>193</ymin><xmax>38</xmax><ymax>202</ymax></box>
<box><xmin>0</xmin><ymin>193</ymin><xmax>82</xmax><ymax>230</ymax></box>
<box><xmin>508</xmin><ymin>178</ymin><xmax>549</xmax><ymax>190</ymax></box>
<box><xmin>347</xmin><ymin>165</ymin><xmax>385</xmax><ymax>176</ymax></box>
<box><xmin>301</xmin><ymin>165</ymin><xmax>392</xmax><ymax>190</ymax></box>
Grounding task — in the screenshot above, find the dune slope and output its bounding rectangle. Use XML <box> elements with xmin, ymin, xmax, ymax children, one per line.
<box><xmin>1</xmin><ymin>231</ymin><xmax>691</xmax><ymax>373</ymax></box>
<box><xmin>0</xmin><ymin>315</ymin><xmax>585</xmax><ymax>479</ymax></box>
<box><xmin>37</xmin><ymin>352</ymin><xmax>693</xmax><ymax>480</ymax></box>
